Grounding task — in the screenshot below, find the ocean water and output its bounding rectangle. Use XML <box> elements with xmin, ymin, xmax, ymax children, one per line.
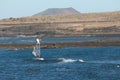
<box><xmin>0</xmin><ymin>47</ymin><xmax>120</xmax><ymax>80</ymax></box>
<box><xmin>0</xmin><ymin>36</ymin><xmax>120</xmax><ymax>44</ymax></box>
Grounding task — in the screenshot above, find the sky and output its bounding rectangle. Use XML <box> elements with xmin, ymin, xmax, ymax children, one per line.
<box><xmin>0</xmin><ymin>0</ymin><xmax>120</xmax><ymax>19</ymax></box>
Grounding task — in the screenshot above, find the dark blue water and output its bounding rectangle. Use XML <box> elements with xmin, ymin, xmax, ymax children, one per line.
<box><xmin>0</xmin><ymin>47</ymin><xmax>120</xmax><ymax>80</ymax></box>
<box><xmin>0</xmin><ymin>36</ymin><xmax>120</xmax><ymax>44</ymax></box>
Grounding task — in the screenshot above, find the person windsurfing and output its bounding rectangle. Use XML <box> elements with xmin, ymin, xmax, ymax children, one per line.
<box><xmin>32</xmin><ymin>38</ymin><xmax>41</xmax><ymax>58</ymax></box>
<box><xmin>36</xmin><ymin>38</ymin><xmax>40</xmax><ymax>45</ymax></box>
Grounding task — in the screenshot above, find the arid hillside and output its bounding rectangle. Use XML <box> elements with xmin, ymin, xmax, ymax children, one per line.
<box><xmin>0</xmin><ymin>11</ymin><xmax>120</xmax><ymax>37</ymax></box>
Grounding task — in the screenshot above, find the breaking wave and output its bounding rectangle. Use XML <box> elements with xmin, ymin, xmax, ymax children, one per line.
<box><xmin>58</xmin><ymin>58</ymin><xmax>84</xmax><ymax>63</ymax></box>
<box><xmin>32</xmin><ymin>57</ymin><xmax>85</xmax><ymax>63</ymax></box>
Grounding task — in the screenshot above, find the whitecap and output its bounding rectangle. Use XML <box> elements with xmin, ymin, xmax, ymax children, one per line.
<box><xmin>117</xmin><ymin>65</ymin><xmax>120</xmax><ymax>68</ymax></box>
<box><xmin>78</xmin><ymin>59</ymin><xmax>85</xmax><ymax>62</ymax></box>
<box><xmin>58</xmin><ymin>58</ymin><xmax>84</xmax><ymax>63</ymax></box>
<box><xmin>33</xmin><ymin>58</ymin><xmax>44</xmax><ymax>61</ymax></box>
<box><xmin>58</xmin><ymin>58</ymin><xmax>76</xmax><ymax>63</ymax></box>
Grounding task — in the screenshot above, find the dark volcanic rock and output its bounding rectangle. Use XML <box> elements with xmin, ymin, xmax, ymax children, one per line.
<box><xmin>0</xmin><ymin>40</ymin><xmax>120</xmax><ymax>49</ymax></box>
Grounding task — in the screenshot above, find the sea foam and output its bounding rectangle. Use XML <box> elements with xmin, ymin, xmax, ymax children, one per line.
<box><xmin>58</xmin><ymin>58</ymin><xmax>84</xmax><ymax>63</ymax></box>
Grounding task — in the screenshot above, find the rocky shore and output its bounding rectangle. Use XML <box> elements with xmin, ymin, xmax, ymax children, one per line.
<box><xmin>0</xmin><ymin>40</ymin><xmax>120</xmax><ymax>49</ymax></box>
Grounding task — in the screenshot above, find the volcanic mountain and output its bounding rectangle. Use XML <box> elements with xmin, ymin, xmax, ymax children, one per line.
<box><xmin>33</xmin><ymin>7</ymin><xmax>80</xmax><ymax>16</ymax></box>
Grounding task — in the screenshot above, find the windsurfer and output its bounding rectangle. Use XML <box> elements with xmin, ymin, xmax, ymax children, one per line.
<box><xmin>36</xmin><ymin>38</ymin><xmax>40</xmax><ymax>45</ymax></box>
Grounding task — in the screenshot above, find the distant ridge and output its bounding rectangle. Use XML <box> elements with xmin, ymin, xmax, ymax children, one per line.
<box><xmin>0</xmin><ymin>10</ymin><xmax>120</xmax><ymax>37</ymax></box>
<box><xmin>33</xmin><ymin>7</ymin><xmax>80</xmax><ymax>16</ymax></box>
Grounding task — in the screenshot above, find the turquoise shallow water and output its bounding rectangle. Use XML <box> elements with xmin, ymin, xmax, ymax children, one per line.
<box><xmin>0</xmin><ymin>47</ymin><xmax>120</xmax><ymax>80</ymax></box>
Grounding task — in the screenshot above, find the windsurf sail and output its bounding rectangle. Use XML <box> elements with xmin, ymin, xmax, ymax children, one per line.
<box><xmin>32</xmin><ymin>39</ymin><xmax>41</xmax><ymax>58</ymax></box>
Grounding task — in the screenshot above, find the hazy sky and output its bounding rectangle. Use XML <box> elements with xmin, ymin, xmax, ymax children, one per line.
<box><xmin>0</xmin><ymin>0</ymin><xmax>120</xmax><ymax>19</ymax></box>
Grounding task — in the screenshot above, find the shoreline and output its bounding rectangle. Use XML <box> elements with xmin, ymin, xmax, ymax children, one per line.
<box><xmin>0</xmin><ymin>40</ymin><xmax>120</xmax><ymax>49</ymax></box>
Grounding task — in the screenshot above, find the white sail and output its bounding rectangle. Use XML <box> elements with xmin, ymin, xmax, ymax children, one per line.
<box><xmin>32</xmin><ymin>41</ymin><xmax>41</xmax><ymax>58</ymax></box>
